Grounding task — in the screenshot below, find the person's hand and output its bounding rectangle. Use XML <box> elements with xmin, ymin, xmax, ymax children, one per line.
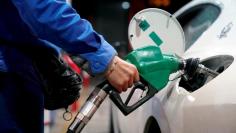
<box><xmin>105</xmin><ymin>56</ymin><xmax>139</xmax><ymax>92</ymax></box>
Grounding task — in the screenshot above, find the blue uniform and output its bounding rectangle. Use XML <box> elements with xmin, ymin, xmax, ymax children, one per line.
<box><xmin>0</xmin><ymin>0</ymin><xmax>116</xmax><ymax>132</ymax></box>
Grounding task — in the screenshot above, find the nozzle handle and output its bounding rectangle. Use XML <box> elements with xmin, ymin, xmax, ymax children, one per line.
<box><xmin>109</xmin><ymin>77</ymin><xmax>158</xmax><ymax>116</ymax></box>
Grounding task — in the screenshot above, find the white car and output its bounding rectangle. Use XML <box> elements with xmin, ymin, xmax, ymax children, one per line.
<box><xmin>111</xmin><ymin>0</ymin><xmax>236</xmax><ymax>133</ymax></box>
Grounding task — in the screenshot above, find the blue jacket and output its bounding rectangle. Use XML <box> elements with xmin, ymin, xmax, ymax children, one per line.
<box><xmin>0</xmin><ymin>0</ymin><xmax>117</xmax><ymax>74</ymax></box>
<box><xmin>0</xmin><ymin>0</ymin><xmax>116</xmax><ymax>132</ymax></box>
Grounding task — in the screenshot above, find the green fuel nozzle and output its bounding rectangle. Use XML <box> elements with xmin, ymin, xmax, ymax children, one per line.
<box><xmin>108</xmin><ymin>46</ymin><xmax>219</xmax><ymax>116</ymax></box>
<box><xmin>125</xmin><ymin>46</ymin><xmax>219</xmax><ymax>91</ymax></box>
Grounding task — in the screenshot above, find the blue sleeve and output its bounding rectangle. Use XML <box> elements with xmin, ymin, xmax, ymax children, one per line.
<box><xmin>10</xmin><ymin>0</ymin><xmax>117</xmax><ymax>74</ymax></box>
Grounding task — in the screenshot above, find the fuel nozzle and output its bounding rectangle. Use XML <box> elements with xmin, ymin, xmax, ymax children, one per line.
<box><xmin>181</xmin><ymin>58</ymin><xmax>219</xmax><ymax>81</ymax></box>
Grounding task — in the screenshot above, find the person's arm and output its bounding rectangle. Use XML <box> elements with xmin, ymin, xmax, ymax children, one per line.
<box><xmin>11</xmin><ymin>0</ymin><xmax>139</xmax><ymax>91</ymax></box>
<box><xmin>10</xmin><ymin>0</ymin><xmax>116</xmax><ymax>74</ymax></box>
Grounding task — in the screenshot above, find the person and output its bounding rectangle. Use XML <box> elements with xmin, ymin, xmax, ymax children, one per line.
<box><xmin>0</xmin><ymin>0</ymin><xmax>139</xmax><ymax>132</ymax></box>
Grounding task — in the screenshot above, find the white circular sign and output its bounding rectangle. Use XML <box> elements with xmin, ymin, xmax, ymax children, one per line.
<box><xmin>128</xmin><ymin>8</ymin><xmax>185</xmax><ymax>55</ymax></box>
